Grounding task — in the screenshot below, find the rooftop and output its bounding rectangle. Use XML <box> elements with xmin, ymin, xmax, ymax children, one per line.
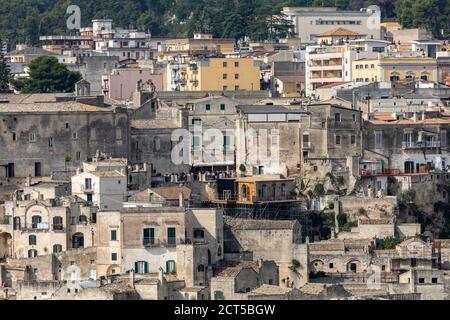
<box><xmin>317</xmin><ymin>28</ymin><xmax>361</xmax><ymax>37</ymax></box>
<box><xmin>225</xmin><ymin>217</ymin><xmax>297</xmax><ymax>230</ymax></box>
<box><xmin>0</xmin><ymin>102</ymin><xmax>113</xmax><ymax>113</ymax></box>
<box><xmin>237</xmin><ymin>105</ymin><xmax>308</xmax><ymax>114</ymax></box>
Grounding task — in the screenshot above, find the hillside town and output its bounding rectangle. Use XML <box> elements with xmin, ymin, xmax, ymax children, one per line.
<box><xmin>1</xmin><ymin>5</ymin><xmax>450</xmax><ymax>301</ymax></box>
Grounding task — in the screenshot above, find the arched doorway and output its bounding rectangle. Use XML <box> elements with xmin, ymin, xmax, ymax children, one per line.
<box><xmin>347</xmin><ymin>260</ymin><xmax>362</xmax><ymax>273</ymax></box>
<box><xmin>0</xmin><ymin>232</ymin><xmax>12</xmax><ymax>259</ymax></box>
<box><xmin>241</xmin><ymin>185</ymin><xmax>249</xmax><ymax>201</ymax></box>
<box><xmin>107</xmin><ymin>264</ymin><xmax>120</xmax><ymax>277</ymax></box>
<box><xmin>72</xmin><ymin>233</ymin><xmax>84</xmax><ymax>249</ymax></box>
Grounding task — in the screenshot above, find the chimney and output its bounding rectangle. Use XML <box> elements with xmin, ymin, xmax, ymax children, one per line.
<box><xmin>179</xmin><ymin>192</ymin><xmax>184</xmax><ymax>207</ymax></box>
<box><xmin>158</xmin><ymin>267</ymin><xmax>164</xmax><ymax>283</ymax></box>
<box><xmin>129</xmin><ymin>269</ymin><xmax>135</xmax><ymax>289</ymax></box>
<box><xmin>26</xmin><ymin>175</ymin><xmax>32</xmax><ymax>187</ymax></box>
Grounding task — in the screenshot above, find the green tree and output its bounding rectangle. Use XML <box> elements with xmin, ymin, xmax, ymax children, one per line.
<box><xmin>12</xmin><ymin>56</ymin><xmax>81</xmax><ymax>93</ymax></box>
<box><xmin>0</xmin><ymin>38</ymin><xmax>11</xmax><ymax>92</ymax></box>
<box><xmin>379</xmin><ymin>236</ymin><xmax>400</xmax><ymax>249</ymax></box>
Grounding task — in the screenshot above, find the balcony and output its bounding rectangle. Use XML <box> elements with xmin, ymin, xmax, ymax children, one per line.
<box><xmin>402</xmin><ymin>141</ymin><xmax>441</xmax><ymax>149</ymax></box>
<box><xmin>302</xmin><ymin>141</ymin><xmax>314</xmax><ymax>150</ymax></box>
<box><xmin>359</xmin><ymin>168</ymin><xmax>401</xmax><ymax>177</ymax></box>
<box><xmin>143</xmin><ymin>237</ymin><xmax>183</xmax><ymax>247</ymax></box>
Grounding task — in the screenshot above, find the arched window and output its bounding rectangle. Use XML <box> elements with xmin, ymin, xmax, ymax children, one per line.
<box><xmin>271</xmin><ymin>184</ymin><xmax>276</xmax><ymax>198</ymax></box>
<box><xmin>194</xmin><ymin>229</ymin><xmax>205</xmax><ymax>239</ymax></box>
<box><xmin>53</xmin><ymin>216</ymin><xmax>63</xmax><ymax>231</ymax></box>
<box><xmin>28</xmin><ymin>235</ymin><xmax>37</xmax><ymax>245</ymax></box>
<box><xmin>31</xmin><ymin>215</ymin><xmax>42</xmax><ymax>229</ymax></box>
<box><xmin>53</xmin><ymin>244</ymin><xmax>62</xmax><ymax>253</ymax></box>
<box><xmin>166</xmin><ymin>260</ymin><xmax>176</xmax><ymax>273</ymax></box>
<box><xmin>28</xmin><ymin>249</ymin><xmax>38</xmax><ymax>258</ymax></box>
<box><xmin>197</xmin><ymin>264</ymin><xmax>205</xmax><ymax>272</ymax></box>
<box><xmin>217</xmin><ymin>245</ymin><xmax>222</xmax><ymax>257</ymax></box>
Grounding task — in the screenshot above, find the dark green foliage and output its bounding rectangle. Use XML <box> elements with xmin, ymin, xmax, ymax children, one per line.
<box><xmin>398</xmin><ymin>189</ymin><xmax>416</xmax><ymax>205</ymax></box>
<box><xmin>0</xmin><ymin>38</ymin><xmax>10</xmax><ymax>91</ymax></box>
<box><xmin>11</xmin><ymin>56</ymin><xmax>81</xmax><ymax>93</ymax></box>
<box><xmin>0</xmin><ymin>0</ymin><xmax>447</xmax><ymax>50</ymax></box>
<box><xmin>377</xmin><ymin>236</ymin><xmax>400</xmax><ymax>249</ymax></box>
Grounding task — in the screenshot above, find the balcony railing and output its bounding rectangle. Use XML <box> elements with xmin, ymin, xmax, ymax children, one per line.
<box><xmin>143</xmin><ymin>237</ymin><xmax>183</xmax><ymax>247</ymax></box>
<box><xmin>402</xmin><ymin>141</ymin><xmax>441</xmax><ymax>149</ymax></box>
<box><xmin>359</xmin><ymin>167</ymin><xmax>430</xmax><ymax>176</ymax></box>
<box><xmin>359</xmin><ymin>168</ymin><xmax>401</xmax><ymax>176</ymax></box>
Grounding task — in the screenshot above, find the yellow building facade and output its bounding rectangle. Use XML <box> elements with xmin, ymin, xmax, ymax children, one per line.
<box><xmin>352</xmin><ymin>57</ymin><xmax>438</xmax><ymax>83</ymax></box>
<box><xmin>183</xmin><ymin>58</ymin><xmax>261</xmax><ymax>91</ymax></box>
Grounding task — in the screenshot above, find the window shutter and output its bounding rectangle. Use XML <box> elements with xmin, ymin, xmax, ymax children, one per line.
<box><xmin>144</xmin><ymin>262</ymin><xmax>148</xmax><ymax>274</ymax></box>
<box><xmin>134</xmin><ymin>262</ymin><xmax>138</xmax><ymax>273</ymax></box>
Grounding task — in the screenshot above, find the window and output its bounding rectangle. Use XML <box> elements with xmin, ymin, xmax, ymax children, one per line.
<box><xmin>153</xmin><ymin>137</ymin><xmax>161</xmax><ymax>152</ymax></box>
<box><xmin>335</xmin><ymin>113</ymin><xmax>341</xmax><ymax>122</ymax></box>
<box><xmin>220</xmin><ymin>104</ymin><xmax>225</xmax><ymax>111</ymax></box>
<box><xmin>143</xmin><ymin>228</ymin><xmax>155</xmax><ymax>245</ymax></box>
<box><xmin>329</xmin><ymin>263</ymin><xmax>334</xmax><ymax>269</ymax></box>
<box><xmin>223</xmin><ymin>62</ymin><xmax>227</xmax><ymax>67</ymax></box>
<box><xmin>167</xmin><ymin>227</ymin><xmax>176</xmax><ymax>245</ymax></box>
<box><xmin>234</xmin><ymin>61</ymin><xmax>239</xmax><ymax>67</ymax></box>
<box><xmin>192</xmin><ymin>136</ymin><xmax>201</xmax><ymax>149</ymax></box>
<box><xmin>234</xmin><ymin>74</ymin><xmax>239</xmax><ymax>79</ymax></box>
<box><xmin>234</xmin><ymin>85</ymin><xmax>239</xmax><ymax>91</ymax></box>
<box><xmin>223</xmin><ymin>73</ymin><xmax>227</xmax><ymax>80</ymax></box>
<box><xmin>53</xmin><ymin>216</ymin><xmax>63</xmax><ymax>231</ymax></box>
<box><xmin>351</xmin><ymin>135</ymin><xmax>356</xmax><ymax>145</ymax></box>
<box><xmin>84</xmin><ymin>178</ymin><xmax>92</xmax><ymax>190</ymax></box>
<box><xmin>197</xmin><ymin>264</ymin><xmax>205</xmax><ymax>272</ymax></box>
<box><xmin>65</xmin><ymin>123</ymin><xmax>69</xmax><ymax>129</ymax></box>
<box><xmin>111</xmin><ymin>230</ymin><xmax>117</xmax><ymax>241</ymax></box>
<box><xmin>29</xmin><ymin>235</ymin><xmax>37</xmax><ymax>245</ymax></box>
<box><xmin>78</xmin><ymin>215</ymin><xmax>87</xmax><ymax>223</ymax></box>
<box><xmin>166</xmin><ymin>260</ymin><xmax>176</xmax><ymax>273</ymax></box>
<box><xmin>432</xmin><ymin>278</ymin><xmax>438</xmax><ymax>284</ymax></box>
<box><xmin>205</xmin><ymin>104</ymin><xmax>211</xmax><ymax>111</ymax></box>
<box><xmin>32</xmin><ymin>215</ymin><xmax>42</xmax><ymax>229</ymax></box>
<box><xmin>72</xmin><ymin>132</ymin><xmax>78</xmax><ymax>140</ymax></box>
<box><xmin>418</xmin><ymin>278</ymin><xmax>425</xmax><ymax>284</ymax></box>
<box><xmin>28</xmin><ymin>249</ymin><xmax>38</xmax><ymax>258</ymax></box>
<box><xmin>134</xmin><ymin>261</ymin><xmax>148</xmax><ymax>274</ymax></box>
<box><xmin>13</xmin><ymin>217</ymin><xmax>21</xmax><ymax>230</ymax></box>
<box><xmin>111</xmin><ymin>253</ymin><xmax>117</xmax><ymax>262</ymax></box>
<box><xmin>375</xmin><ymin>132</ymin><xmax>382</xmax><ymax>149</ymax></box>
<box><xmin>76</xmin><ymin>151</ymin><xmax>81</xmax><ymax>161</ymax></box>
<box><xmin>48</xmin><ymin>137</ymin><xmax>54</xmax><ymax>147</ymax></box>
<box><xmin>223</xmin><ymin>135</ymin><xmax>231</xmax><ymax>149</ymax></box>
<box><xmin>194</xmin><ymin>229</ymin><xmax>205</xmax><ymax>239</ymax></box>
<box><xmin>352</xmin><ymin>114</ymin><xmax>356</xmax><ymax>122</ymax></box>
<box><xmin>335</xmin><ymin>135</ymin><xmax>341</xmax><ymax>145</ymax></box>
<box><xmin>12</xmin><ymin>132</ymin><xmax>16</xmax><ymax>141</ymax></box>
<box><xmin>29</xmin><ymin>133</ymin><xmax>36</xmax><ymax>142</ymax></box>
<box><xmin>53</xmin><ymin>244</ymin><xmax>62</xmax><ymax>253</ymax></box>
<box><xmin>86</xmin><ymin>193</ymin><xmax>93</xmax><ymax>203</ymax></box>
<box><xmin>214</xmin><ymin>291</ymin><xmax>224</xmax><ymax>300</ymax></box>
<box><xmin>192</xmin><ymin>118</ymin><xmax>202</xmax><ymax>125</ymax></box>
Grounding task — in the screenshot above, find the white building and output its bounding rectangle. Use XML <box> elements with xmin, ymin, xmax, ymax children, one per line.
<box><xmin>282</xmin><ymin>6</ymin><xmax>381</xmax><ymax>44</ymax></box>
<box><xmin>71</xmin><ymin>168</ymin><xmax>127</xmax><ymax>211</ymax></box>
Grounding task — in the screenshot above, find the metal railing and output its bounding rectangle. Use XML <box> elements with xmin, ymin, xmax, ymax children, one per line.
<box><xmin>402</xmin><ymin>141</ymin><xmax>441</xmax><ymax>149</ymax></box>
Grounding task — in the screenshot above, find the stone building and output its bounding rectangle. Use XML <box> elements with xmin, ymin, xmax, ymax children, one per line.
<box><xmin>210</xmin><ymin>260</ymin><xmax>279</xmax><ymax>300</ymax></box>
<box><xmin>235</xmin><ymin>105</ymin><xmax>310</xmax><ymax>177</ymax></box>
<box><xmin>94</xmin><ymin>207</ymin><xmax>224</xmax><ymax>287</ymax></box>
<box><xmin>0</xmin><ymin>91</ymin><xmax>129</xmax><ymax>179</ymax></box>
